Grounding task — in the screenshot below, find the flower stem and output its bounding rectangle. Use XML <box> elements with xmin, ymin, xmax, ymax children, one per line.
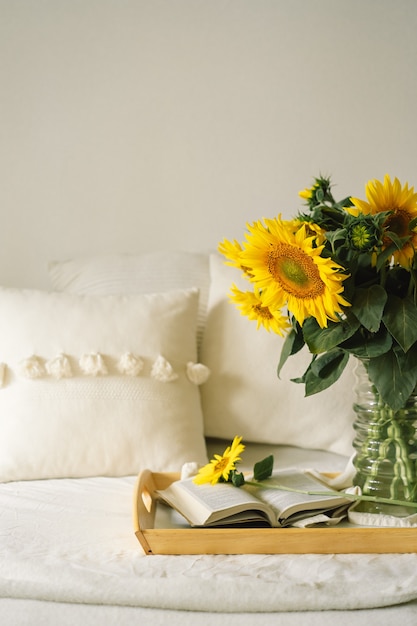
<box><xmin>356</xmin><ymin>403</ymin><xmax>417</xmax><ymax>501</ymax></box>
<box><xmin>244</xmin><ymin>480</ymin><xmax>417</xmax><ymax>510</ymax></box>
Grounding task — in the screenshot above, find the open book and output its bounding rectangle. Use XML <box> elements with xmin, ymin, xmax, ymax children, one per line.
<box><xmin>156</xmin><ymin>468</ymin><xmax>352</xmax><ymax>528</ymax></box>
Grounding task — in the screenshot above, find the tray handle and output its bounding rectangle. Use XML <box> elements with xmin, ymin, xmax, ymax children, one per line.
<box><xmin>133</xmin><ymin>470</ymin><xmax>180</xmax><ymax>555</ymax></box>
<box><xmin>133</xmin><ymin>469</ymin><xmax>158</xmax><ymax>554</ymax></box>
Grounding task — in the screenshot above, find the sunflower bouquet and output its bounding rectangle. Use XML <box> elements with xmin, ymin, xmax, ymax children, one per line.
<box><xmin>219</xmin><ymin>174</ymin><xmax>417</xmax><ymax>412</ymax></box>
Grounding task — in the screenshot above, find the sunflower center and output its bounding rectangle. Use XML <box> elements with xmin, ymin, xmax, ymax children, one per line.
<box><xmin>253</xmin><ymin>303</ymin><xmax>273</xmax><ymax>320</ymax></box>
<box><xmin>384</xmin><ymin>208</ymin><xmax>411</xmax><ymax>239</ymax></box>
<box><xmin>214</xmin><ymin>457</ymin><xmax>229</xmax><ymax>472</ymax></box>
<box><xmin>268</xmin><ymin>243</ymin><xmax>325</xmax><ymax>298</ymax></box>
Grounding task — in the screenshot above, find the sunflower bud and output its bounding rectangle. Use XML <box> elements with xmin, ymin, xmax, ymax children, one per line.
<box><xmin>299</xmin><ymin>176</ymin><xmax>334</xmax><ymax>209</ymax></box>
<box><xmin>346</xmin><ymin>214</ymin><xmax>382</xmax><ymax>252</ymax></box>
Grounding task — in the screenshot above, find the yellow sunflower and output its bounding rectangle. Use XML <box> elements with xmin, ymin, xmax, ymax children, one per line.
<box><xmin>218</xmin><ymin>238</ymin><xmax>253</xmax><ymax>276</ymax></box>
<box><xmin>291</xmin><ymin>217</ymin><xmax>326</xmax><ymax>244</ymax></box>
<box><xmin>193</xmin><ymin>436</ymin><xmax>245</xmax><ymax>485</ymax></box>
<box><xmin>229</xmin><ymin>284</ymin><xmax>291</xmax><ymax>335</ymax></box>
<box><xmin>218</xmin><ymin>238</ymin><xmax>243</xmax><ymax>267</ymax></box>
<box><xmin>349</xmin><ymin>174</ymin><xmax>417</xmax><ymax>268</ymax></box>
<box><xmin>241</xmin><ymin>218</ymin><xmax>350</xmax><ymax>328</ymax></box>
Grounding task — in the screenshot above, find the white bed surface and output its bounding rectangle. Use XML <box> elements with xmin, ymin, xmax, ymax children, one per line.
<box><xmin>2</xmin><ymin>599</ymin><xmax>417</xmax><ymax>626</ymax></box>
<box><xmin>1</xmin><ymin>441</ymin><xmax>417</xmax><ymax>625</ymax></box>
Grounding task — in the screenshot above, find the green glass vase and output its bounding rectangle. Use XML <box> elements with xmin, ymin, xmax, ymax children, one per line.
<box><xmin>352</xmin><ymin>359</ymin><xmax>417</xmax><ymax>515</ymax></box>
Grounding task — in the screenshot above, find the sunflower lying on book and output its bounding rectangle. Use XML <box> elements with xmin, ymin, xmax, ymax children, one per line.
<box><xmin>193</xmin><ymin>435</ymin><xmax>246</xmax><ymax>485</ymax></box>
<box><xmin>219</xmin><ymin>174</ymin><xmax>417</xmax><ymax>411</ymax></box>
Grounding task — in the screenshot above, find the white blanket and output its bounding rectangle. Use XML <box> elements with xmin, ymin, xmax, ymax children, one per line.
<box><xmin>1</xmin><ymin>445</ymin><xmax>417</xmax><ymax>615</ymax></box>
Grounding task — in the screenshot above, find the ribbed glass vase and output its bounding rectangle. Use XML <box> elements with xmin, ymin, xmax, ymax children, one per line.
<box><xmin>352</xmin><ymin>359</ymin><xmax>417</xmax><ymax>515</ymax></box>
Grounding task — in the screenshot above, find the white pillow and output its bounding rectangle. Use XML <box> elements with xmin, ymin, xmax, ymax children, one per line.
<box><xmin>48</xmin><ymin>251</ymin><xmax>210</xmax><ymax>350</ymax></box>
<box><xmin>0</xmin><ymin>286</ymin><xmax>208</xmax><ymax>481</ymax></box>
<box><xmin>200</xmin><ymin>253</ymin><xmax>356</xmax><ymax>456</ymax></box>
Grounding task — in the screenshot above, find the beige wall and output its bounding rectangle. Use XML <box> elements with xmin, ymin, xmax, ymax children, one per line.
<box><xmin>1</xmin><ymin>0</ymin><xmax>417</xmax><ymax>288</ymax></box>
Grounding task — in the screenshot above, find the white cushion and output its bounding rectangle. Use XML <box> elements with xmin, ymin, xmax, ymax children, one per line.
<box><xmin>48</xmin><ymin>251</ymin><xmax>210</xmax><ymax>350</ymax></box>
<box><xmin>200</xmin><ymin>253</ymin><xmax>356</xmax><ymax>456</ymax></box>
<box><xmin>0</xmin><ymin>286</ymin><xmax>207</xmax><ymax>481</ymax></box>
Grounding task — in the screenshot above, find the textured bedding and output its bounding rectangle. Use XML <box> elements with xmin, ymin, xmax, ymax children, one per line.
<box><xmin>2</xmin><ymin>442</ymin><xmax>417</xmax><ymax>625</ymax></box>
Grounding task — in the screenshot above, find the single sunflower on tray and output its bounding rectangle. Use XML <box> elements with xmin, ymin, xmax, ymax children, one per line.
<box><xmin>193</xmin><ymin>436</ymin><xmax>245</xmax><ymax>485</ymax></box>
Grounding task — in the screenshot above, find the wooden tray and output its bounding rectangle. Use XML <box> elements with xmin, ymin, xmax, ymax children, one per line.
<box><xmin>133</xmin><ymin>470</ymin><xmax>417</xmax><ymax>555</ymax></box>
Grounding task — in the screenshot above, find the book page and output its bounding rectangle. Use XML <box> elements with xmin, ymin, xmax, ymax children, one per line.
<box><xmin>245</xmin><ymin>469</ymin><xmax>350</xmax><ymax>525</ymax></box>
<box><xmin>157</xmin><ymin>478</ymin><xmax>275</xmax><ymax>526</ymax></box>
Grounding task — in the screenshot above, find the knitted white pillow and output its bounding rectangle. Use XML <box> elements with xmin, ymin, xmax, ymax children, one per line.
<box><xmin>0</xmin><ymin>286</ymin><xmax>208</xmax><ymax>481</ymax></box>
<box><xmin>200</xmin><ymin>253</ymin><xmax>356</xmax><ymax>456</ymax></box>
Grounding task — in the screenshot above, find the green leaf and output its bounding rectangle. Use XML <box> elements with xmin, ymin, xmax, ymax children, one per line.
<box><xmin>385</xmin><ymin>266</ymin><xmax>411</xmax><ymax>299</ymax></box>
<box><xmin>277</xmin><ymin>327</ymin><xmax>304</xmax><ymax>377</ymax></box>
<box><xmin>368</xmin><ymin>351</ymin><xmax>417</xmax><ymax>410</ymax></box>
<box><xmin>302</xmin><ymin>314</ymin><xmax>360</xmax><ymax>354</ymax></box>
<box><xmin>350</xmin><ymin>285</ymin><xmax>387</xmax><ymax>332</ymax></box>
<box><xmin>382</xmin><ymin>295</ymin><xmax>417</xmax><ymax>352</ymax></box>
<box><xmin>402</xmin><ymin>343</ymin><xmax>417</xmax><ymax>372</ymax></box>
<box><xmin>340</xmin><ymin>326</ymin><xmax>392</xmax><ymax>358</ymax></box>
<box><xmin>385</xmin><ymin>230</ymin><xmax>410</xmax><ymax>251</ymax></box>
<box><xmin>375</xmin><ymin>242</ymin><xmax>399</xmax><ymax>271</ymax></box>
<box><xmin>253</xmin><ymin>455</ymin><xmax>274</xmax><ymax>481</ymax></box>
<box><xmin>325</xmin><ymin>228</ymin><xmax>347</xmax><ymax>247</ymax></box>
<box><xmin>304</xmin><ymin>350</ymin><xmax>349</xmax><ymax>396</ymax></box>
<box><xmin>230</xmin><ymin>470</ymin><xmax>245</xmax><ymax>487</ymax></box>
<box><xmin>375</xmin><ymin>232</ymin><xmax>412</xmax><ymax>270</ymax></box>
<box><xmin>335</xmin><ymin>196</ymin><xmax>354</xmax><ymax>209</ymax></box>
